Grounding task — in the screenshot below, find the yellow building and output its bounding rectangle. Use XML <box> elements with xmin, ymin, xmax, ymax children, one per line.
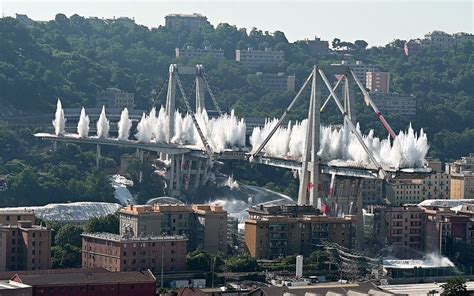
<box><xmin>448</xmin><ymin>153</ymin><xmax>474</xmax><ymax>199</ymax></box>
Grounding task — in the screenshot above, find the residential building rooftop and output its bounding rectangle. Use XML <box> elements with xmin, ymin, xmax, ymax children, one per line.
<box><xmin>11</xmin><ymin>269</ymin><xmax>155</xmax><ymax>286</ymax></box>
<box><xmin>81</xmin><ymin>232</ymin><xmax>188</xmax><ymax>242</ymax></box>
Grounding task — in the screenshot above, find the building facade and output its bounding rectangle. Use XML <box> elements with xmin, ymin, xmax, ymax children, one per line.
<box><xmin>0</xmin><ymin>213</ymin><xmax>52</xmax><ymax>272</ymax></box>
<box><xmin>424</xmin><ymin>31</ymin><xmax>456</xmax><ymax>48</ymax></box>
<box><xmin>448</xmin><ymin>153</ymin><xmax>474</xmax><ymax>199</ymax></box>
<box><xmin>10</xmin><ymin>269</ymin><xmax>156</xmax><ymax>296</ymax></box>
<box><xmin>333</xmin><ymin>60</ymin><xmax>377</xmax><ymax>85</ymax></box>
<box><xmin>96</xmin><ymin>88</ymin><xmax>135</xmax><ymax>110</ymax></box>
<box><xmin>302</xmin><ymin>36</ymin><xmax>329</xmax><ymax>55</ymax></box>
<box><xmin>370</xmin><ymin>92</ymin><xmax>416</xmax><ymax>118</ymax></box>
<box><xmin>366</xmin><ymin>71</ymin><xmax>390</xmax><ymax>93</ymax></box>
<box><xmin>405</xmin><ymin>31</ymin><xmax>473</xmax><ymax>55</ymax></box>
<box><xmin>175</xmin><ymin>46</ymin><xmax>225</xmax><ymax>61</ymax></box>
<box><xmin>373</xmin><ymin>200</ymin><xmax>474</xmax><ymax>258</ymax></box>
<box><xmin>245</xmin><ymin>205</ymin><xmax>353</xmax><ymax>259</ymax></box>
<box><xmin>247</xmin><ymin>72</ymin><xmax>296</xmax><ymax>92</ymax></box>
<box><xmin>118</xmin><ymin>204</ymin><xmax>228</xmax><ymax>253</ymax></box>
<box><xmin>165</xmin><ymin>13</ymin><xmax>209</xmax><ymax>32</ymax></box>
<box><xmin>235</xmin><ymin>48</ymin><xmax>284</xmax><ymax>69</ymax></box>
<box><xmin>387</xmin><ymin>160</ymin><xmax>450</xmax><ymax>206</ymax></box>
<box><xmin>81</xmin><ymin>233</ymin><xmax>187</xmax><ymax>272</ymax></box>
<box><xmin>374</xmin><ymin>206</ymin><xmax>424</xmax><ymax>258</ymax></box>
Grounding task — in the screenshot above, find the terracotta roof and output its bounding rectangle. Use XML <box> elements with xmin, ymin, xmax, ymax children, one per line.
<box><xmin>12</xmin><ymin>270</ymin><xmax>155</xmax><ymax>286</ymax></box>
<box><xmin>0</xmin><ymin>268</ymin><xmax>108</xmax><ymax>280</ymax></box>
<box><xmin>176</xmin><ymin>287</ymin><xmax>207</xmax><ymax>296</ymax></box>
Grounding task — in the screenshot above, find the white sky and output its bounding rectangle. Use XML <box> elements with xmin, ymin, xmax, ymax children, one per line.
<box><xmin>1</xmin><ymin>0</ymin><xmax>473</xmax><ymax>46</ymax></box>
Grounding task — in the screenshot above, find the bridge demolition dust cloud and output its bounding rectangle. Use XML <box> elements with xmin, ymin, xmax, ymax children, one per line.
<box><xmin>54</xmin><ymin>99</ymin><xmax>428</xmax><ymax>169</ymax></box>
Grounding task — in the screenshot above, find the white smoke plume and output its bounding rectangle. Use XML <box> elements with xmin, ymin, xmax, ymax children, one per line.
<box><xmin>52</xmin><ymin>98</ymin><xmax>66</xmax><ymax>136</ymax></box>
<box><xmin>77</xmin><ymin>107</ymin><xmax>90</xmax><ymax>138</ymax></box>
<box><xmin>133</xmin><ymin>107</ymin><xmax>246</xmax><ymax>152</ymax></box>
<box><xmin>96</xmin><ymin>106</ymin><xmax>110</xmax><ymax>138</ymax></box>
<box><xmin>117</xmin><ymin>108</ymin><xmax>132</xmax><ymax>141</ymax></box>
<box><xmin>135</xmin><ymin>113</ymin><xmax>153</xmax><ymax>143</ymax></box>
<box><xmin>251</xmin><ymin>120</ymin><xmax>429</xmax><ymax>168</ymax></box>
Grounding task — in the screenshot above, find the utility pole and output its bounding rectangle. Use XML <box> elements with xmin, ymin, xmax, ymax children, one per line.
<box><xmin>160</xmin><ymin>245</ymin><xmax>164</xmax><ymax>288</ymax></box>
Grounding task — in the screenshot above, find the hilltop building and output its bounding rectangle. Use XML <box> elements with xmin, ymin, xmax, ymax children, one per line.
<box><xmin>96</xmin><ymin>88</ymin><xmax>134</xmax><ymax>110</ymax></box>
<box><xmin>301</xmin><ymin>36</ymin><xmax>330</xmax><ymax>55</ymax></box>
<box><xmin>235</xmin><ymin>48</ymin><xmax>285</xmax><ymax>69</ymax></box>
<box><xmin>332</xmin><ymin>60</ymin><xmax>378</xmax><ymax>85</ymax></box>
<box><xmin>0</xmin><ymin>212</ymin><xmax>52</xmax><ymax>272</ymax></box>
<box><xmin>15</xmin><ymin>14</ymin><xmax>34</xmax><ymax>27</ymax></box>
<box><xmin>366</xmin><ymin>71</ymin><xmax>390</xmax><ymax>93</ymax></box>
<box><xmin>247</xmin><ymin>72</ymin><xmax>295</xmax><ymax>93</ymax></box>
<box><xmin>118</xmin><ymin>204</ymin><xmax>228</xmax><ymax>253</ymax></box>
<box><xmin>370</xmin><ymin>92</ymin><xmax>416</xmax><ymax>118</ymax></box>
<box><xmin>165</xmin><ymin>13</ymin><xmax>209</xmax><ymax>31</ymax></box>
<box><xmin>404</xmin><ymin>31</ymin><xmax>474</xmax><ymax>55</ymax></box>
<box><xmin>81</xmin><ymin>233</ymin><xmax>187</xmax><ymax>272</ymax></box>
<box><xmin>175</xmin><ymin>46</ymin><xmax>225</xmax><ymax>61</ymax></box>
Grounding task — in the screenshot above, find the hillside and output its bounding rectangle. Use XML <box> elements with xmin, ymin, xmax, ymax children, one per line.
<box><xmin>0</xmin><ymin>14</ymin><xmax>473</xmax><ymax>160</ymax></box>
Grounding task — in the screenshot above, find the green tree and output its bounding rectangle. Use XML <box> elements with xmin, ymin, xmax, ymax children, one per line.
<box><xmin>440</xmin><ymin>277</ymin><xmax>468</xmax><ymax>296</ymax></box>
<box><xmin>84</xmin><ymin>214</ymin><xmax>119</xmax><ymax>234</ymax></box>
<box><xmin>51</xmin><ymin>244</ymin><xmax>82</xmax><ymax>268</ymax></box>
<box><xmin>225</xmin><ymin>255</ymin><xmax>258</xmax><ymax>272</ymax></box>
<box><xmin>54</xmin><ymin>224</ymin><xmax>83</xmax><ymax>247</ymax></box>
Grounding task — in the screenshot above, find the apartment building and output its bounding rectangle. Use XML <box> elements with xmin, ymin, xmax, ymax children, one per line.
<box><xmin>192</xmin><ymin>205</ymin><xmax>228</xmax><ymax>253</ymax></box>
<box><xmin>235</xmin><ymin>48</ymin><xmax>284</xmax><ymax>69</ymax></box>
<box><xmin>9</xmin><ymin>268</ymin><xmax>156</xmax><ymax>296</ymax></box>
<box><xmin>372</xmin><ymin>200</ymin><xmax>474</xmax><ymax>258</ymax></box>
<box><xmin>370</xmin><ymin>92</ymin><xmax>416</xmax><ymax>118</ymax></box>
<box><xmin>175</xmin><ymin>46</ymin><xmax>225</xmax><ymax>61</ymax></box>
<box><xmin>366</xmin><ymin>71</ymin><xmax>390</xmax><ymax>93</ymax></box>
<box><xmin>0</xmin><ymin>211</ymin><xmax>36</xmax><ymax>225</ymax></box>
<box><xmin>374</xmin><ymin>206</ymin><xmax>424</xmax><ymax>258</ymax></box>
<box><xmin>0</xmin><ymin>217</ymin><xmax>52</xmax><ymax>272</ymax></box>
<box><xmin>420</xmin><ymin>200</ymin><xmax>474</xmax><ymax>254</ymax></box>
<box><xmin>302</xmin><ymin>36</ymin><xmax>330</xmax><ymax>55</ymax></box>
<box><xmin>247</xmin><ymin>72</ymin><xmax>296</xmax><ymax>92</ymax></box>
<box><xmin>165</xmin><ymin>13</ymin><xmax>209</xmax><ymax>32</ymax></box>
<box><xmin>333</xmin><ymin>60</ymin><xmax>377</xmax><ymax>85</ymax></box>
<box><xmin>118</xmin><ymin>204</ymin><xmax>228</xmax><ymax>253</ymax></box>
<box><xmin>81</xmin><ymin>233</ymin><xmax>187</xmax><ymax>272</ymax></box>
<box><xmin>405</xmin><ymin>31</ymin><xmax>473</xmax><ymax>55</ymax></box>
<box><xmin>424</xmin><ymin>31</ymin><xmax>455</xmax><ymax>48</ymax></box>
<box><xmin>387</xmin><ymin>161</ymin><xmax>450</xmax><ymax>206</ymax></box>
<box><xmin>245</xmin><ymin>205</ymin><xmax>353</xmax><ymax>259</ymax></box>
<box><xmin>96</xmin><ymin>88</ymin><xmax>134</xmax><ymax>110</ymax></box>
<box><xmin>448</xmin><ymin>153</ymin><xmax>474</xmax><ymax>199</ymax></box>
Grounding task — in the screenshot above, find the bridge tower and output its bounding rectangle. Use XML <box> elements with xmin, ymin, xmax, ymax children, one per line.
<box><xmin>162</xmin><ymin>64</ymin><xmax>223</xmax><ymax>197</ymax></box>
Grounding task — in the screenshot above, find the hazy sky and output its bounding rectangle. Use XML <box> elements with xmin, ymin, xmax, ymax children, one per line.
<box><xmin>1</xmin><ymin>0</ymin><xmax>473</xmax><ymax>46</ymax></box>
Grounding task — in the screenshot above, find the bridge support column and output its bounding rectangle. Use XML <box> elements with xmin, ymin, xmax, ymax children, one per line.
<box><xmin>96</xmin><ymin>144</ymin><xmax>101</xmax><ymax>169</ymax></box>
<box><xmin>343</xmin><ymin>74</ymin><xmax>356</xmax><ymax>126</ymax></box>
<box><xmin>194</xmin><ymin>159</ymin><xmax>202</xmax><ymax>190</ymax></box>
<box><xmin>196</xmin><ymin>65</ymin><xmax>206</xmax><ymax>110</ymax></box>
<box><xmin>166</xmin><ymin>65</ymin><xmax>177</xmax><ymax>143</ymax></box>
<box><xmin>168</xmin><ymin>154</ymin><xmax>175</xmax><ymax>194</ymax></box>
<box><xmin>298</xmin><ymin>66</ymin><xmax>321</xmax><ymax>207</ymax></box>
